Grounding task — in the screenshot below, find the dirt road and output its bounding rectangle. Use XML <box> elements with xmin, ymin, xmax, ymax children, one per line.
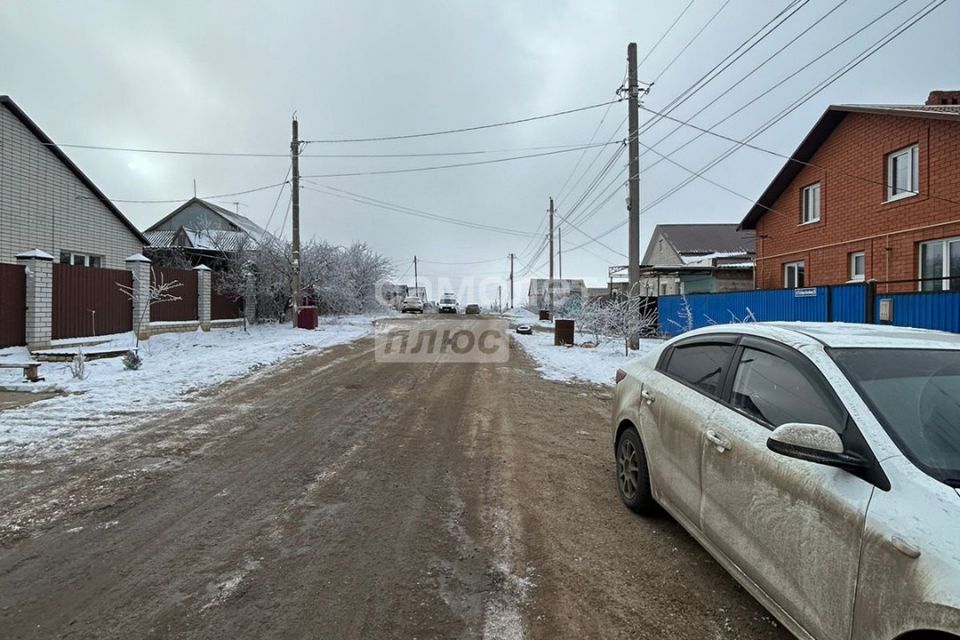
<box><xmin>0</xmin><ymin>318</ymin><xmax>790</xmax><ymax>639</ymax></box>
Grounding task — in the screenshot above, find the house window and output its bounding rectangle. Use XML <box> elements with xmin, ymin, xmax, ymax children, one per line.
<box><xmin>886</xmin><ymin>144</ymin><xmax>919</xmax><ymax>201</ymax></box>
<box><xmin>801</xmin><ymin>182</ymin><xmax>821</xmax><ymax>223</ymax></box>
<box><xmin>784</xmin><ymin>261</ymin><xmax>805</xmax><ymax>288</ymax></box>
<box><xmin>850</xmin><ymin>252</ymin><xmax>865</xmax><ymax>282</ymax></box>
<box><xmin>919</xmin><ymin>237</ymin><xmax>960</xmax><ymax>291</ymax></box>
<box><xmin>60</xmin><ymin>251</ymin><xmax>102</xmax><ymax>268</ymax></box>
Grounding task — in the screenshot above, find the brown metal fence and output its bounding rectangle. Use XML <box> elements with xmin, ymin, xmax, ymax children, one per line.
<box><xmin>0</xmin><ymin>263</ymin><xmax>26</xmax><ymax>347</ymax></box>
<box><xmin>52</xmin><ymin>264</ymin><xmax>133</xmax><ymax>339</ymax></box>
<box><xmin>211</xmin><ymin>271</ymin><xmax>243</xmax><ymax>320</ymax></box>
<box><xmin>150</xmin><ymin>267</ymin><xmax>197</xmax><ymax>322</ymax></box>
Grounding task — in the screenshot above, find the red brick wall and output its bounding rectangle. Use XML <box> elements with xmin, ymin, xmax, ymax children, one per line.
<box><xmin>755</xmin><ymin>112</ymin><xmax>960</xmax><ymax>293</ymax></box>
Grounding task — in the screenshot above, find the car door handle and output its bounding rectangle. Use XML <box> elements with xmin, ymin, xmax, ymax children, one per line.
<box><xmin>640</xmin><ymin>389</ymin><xmax>655</xmax><ymax>404</ymax></box>
<box><xmin>705</xmin><ymin>430</ymin><xmax>732</xmax><ymax>452</ymax></box>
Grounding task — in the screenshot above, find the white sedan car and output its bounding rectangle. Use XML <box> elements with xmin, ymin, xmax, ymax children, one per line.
<box><xmin>612</xmin><ymin>323</ymin><xmax>960</xmax><ymax>640</ymax></box>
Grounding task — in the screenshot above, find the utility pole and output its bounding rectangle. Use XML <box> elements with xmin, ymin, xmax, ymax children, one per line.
<box><xmin>291</xmin><ymin>116</ymin><xmax>302</xmax><ymax>324</ymax></box>
<box><xmin>413</xmin><ymin>255</ymin><xmax>419</xmax><ymax>293</ymax></box>
<box><xmin>558</xmin><ymin>224</ymin><xmax>562</xmax><ymax>280</ymax></box>
<box><xmin>497</xmin><ymin>285</ymin><xmax>502</xmax><ymax>314</ymax></box>
<box><xmin>509</xmin><ymin>252</ymin><xmax>514</xmax><ymax>309</ymax></box>
<box><xmin>627</xmin><ymin>42</ymin><xmax>640</xmax><ymax>296</ymax></box>
<box><xmin>548</xmin><ymin>196</ymin><xmax>555</xmax><ymax>314</ymax></box>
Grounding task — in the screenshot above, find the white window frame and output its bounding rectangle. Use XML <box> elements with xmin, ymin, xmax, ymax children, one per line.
<box><xmin>886</xmin><ymin>144</ymin><xmax>919</xmax><ymax>202</ymax></box>
<box><xmin>918</xmin><ymin>236</ymin><xmax>960</xmax><ymax>291</ymax></box>
<box><xmin>784</xmin><ymin>261</ymin><xmax>805</xmax><ymax>289</ymax></box>
<box><xmin>59</xmin><ymin>251</ymin><xmax>102</xmax><ymax>268</ymax></box>
<box><xmin>849</xmin><ymin>252</ymin><xmax>865</xmax><ymax>282</ymax></box>
<box><xmin>801</xmin><ymin>182</ymin><xmax>821</xmax><ymax>224</ymax></box>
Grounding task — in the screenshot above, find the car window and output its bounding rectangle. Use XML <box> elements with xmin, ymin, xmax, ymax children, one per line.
<box><xmin>664</xmin><ymin>343</ymin><xmax>734</xmax><ymax>397</ymax></box>
<box><xmin>731</xmin><ymin>347</ymin><xmax>845</xmax><ymax>431</ymax></box>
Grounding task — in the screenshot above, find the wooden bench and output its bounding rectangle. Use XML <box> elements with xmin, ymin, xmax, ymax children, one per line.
<box><xmin>0</xmin><ymin>361</ymin><xmax>43</xmax><ymax>382</ymax></box>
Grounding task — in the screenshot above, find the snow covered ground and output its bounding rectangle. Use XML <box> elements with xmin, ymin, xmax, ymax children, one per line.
<box><xmin>511</xmin><ymin>327</ymin><xmax>662</xmax><ymax>386</ymax></box>
<box><xmin>0</xmin><ymin>315</ymin><xmax>385</xmax><ymax>456</ymax></box>
<box><xmin>505</xmin><ymin>307</ymin><xmax>663</xmax><ymax>386</ymax></box>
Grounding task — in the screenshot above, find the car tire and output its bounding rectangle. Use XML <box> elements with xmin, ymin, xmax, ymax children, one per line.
<box><xmin>616</xmin><ymin>428</ymin><xmax>656</xmax><ymax>515</ymax></box>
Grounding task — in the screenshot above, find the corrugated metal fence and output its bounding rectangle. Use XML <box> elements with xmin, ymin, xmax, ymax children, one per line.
<box><xmin>52</xmin><ymin>264</ymin><xmax>133</xmax><ymax>339</ymax></box>
<box><xmin>659</xmin><ymin>281</ymin><xmax>960</xmax><ymax>336</ymax></box>
<box><xmin>150</xmin><ymin>267</ymin><xmax>198</xmax><ymax>322</ymax></box>
<box><xmin>0</xmin><ymin>263</ymin><xmax>26</xmax><ymax>347</ymax></box>
<box><xmin>211</xmin><ymin>272</ymin><xmax>243</xmax><ymax>320</ymax></box>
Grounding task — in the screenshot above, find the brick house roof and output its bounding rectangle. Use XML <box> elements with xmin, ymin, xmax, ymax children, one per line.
<box><xmin>739</xmin><ymin>103</ymin><xmax>960</xmax><ymax>230</ymax></box>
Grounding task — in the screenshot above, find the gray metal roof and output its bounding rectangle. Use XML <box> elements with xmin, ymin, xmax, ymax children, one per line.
<box><xmin>643</xmin><ymin>224</ymin><xmax>755</xmax><ymax>265</ymax></box>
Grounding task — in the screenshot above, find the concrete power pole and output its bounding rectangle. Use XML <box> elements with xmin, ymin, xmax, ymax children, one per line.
<box><xmin>509</xmin><ymin>252</ymin><xmax>514</xmax><ymax>309</ymax></box>
<box><xmin>548</xmin><ymin>197</ymin><xmax>555</xmax><ymax>314</ymax></box>
<box><xmin>291</xmin><ymin>117</ymin><xmax>302</xmax><ymax>324</ymax></box>
<box><xmin>558</xmin><ymin>224</ymin><xmax>562</xmax><ymax>280</ymax></box>
<box><xmin>627</xmin><ymin>42</ymin><xmax>640</xmax><ymax>296</ymax></box>
<box><xmin>413</xmin><ymin>255</ymin><xmax>419</xmax><ymax>293</ymax></box>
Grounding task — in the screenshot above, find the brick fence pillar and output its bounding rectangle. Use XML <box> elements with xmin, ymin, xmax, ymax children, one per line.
<box><xmin>16</xmin><ymin>249</ymin><xmax>54</xmax><ymax>350</ymax></box>
<box><xmin>126</xmin><ymin>253</ymin><xmax>152</xmax><ymax>340</ymax></box>
<box><xmin>194</xmin><ymin>264</ymin><xmax>212</xmax><ymax>330</ymax></box>
<box><xmin>243</xmin><ymin>270</ymin><xmax>257</xmax><ymax>325</ymax></box>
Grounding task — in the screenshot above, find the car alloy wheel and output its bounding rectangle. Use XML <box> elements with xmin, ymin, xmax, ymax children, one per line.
<box><xmin>618</xmin><ymin>438</ymin><xmax>640</xmax><ymax>500</ymax></box>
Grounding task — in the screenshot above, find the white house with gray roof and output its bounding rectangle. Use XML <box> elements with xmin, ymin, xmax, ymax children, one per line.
<box><xmin>639</xmin><ymin>223</ymin><xmax>755</xmax><ymax>296</ymax></box>
<box><xmin>144</xmin><ymin>197</ymin><xmax>274</xmax><ymax>259</ymax></box>
<box><xmin>0</xmin><ymin>96</ymin><xmax>147</xmax><ymax>268</ymax></box>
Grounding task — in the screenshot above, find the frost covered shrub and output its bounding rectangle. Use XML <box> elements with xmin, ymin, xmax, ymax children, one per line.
<box><xmin>69</xmin><ymin>349</ymin><xmax>88</xmax><ymax>380</ymax></box>
<box><xmin>122</xmin><ymin>350</ymin><xmax>143</xmax><ymax>371</ymax></box>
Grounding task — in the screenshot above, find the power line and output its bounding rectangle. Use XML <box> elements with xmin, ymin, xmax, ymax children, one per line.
<box><xmin>298</xmin><ymin>141</ymin><xmax>620</xmax><ymax>178</ymax></box>
<box><xmin>82</xmin><ymin>181</ymin><xmax>290</xmax><ymax>204</ymax></box>
<box><xmin>637</xmin><ymin>0</ymin><xmax>698</xmax><ymax>71</ymax></box>
<box><xmin>47</xmin><ymin>140</ymin><xmax>628</xmax><ymax>159</ymax></box>
<box><xmin>302</xmin><ymin>99</ymin><xmax>622</xmax><ymax>144</ymax></box>
<box><xmin>638</xmin><ymin>104</ymin><xmax>960</xmax><ymax>209</ymax></box>
<box><xmin>301</xmin><ymin>183</ymin><xmax>539</xmax><ymax>238</ymax></box>
<box><xmin>557</xmin><ymin>0</ymin><xmax>946</xmax><ymax>258</ymax></box>
<box><xmin>418</xmin><ymin>256</ymin><xmax>509</xmax><ymax>265</ymax></box>
<box><xmin>651</xmin><ymin>0</ymin><xmax>733</xmax><ymax>84</ymax></box>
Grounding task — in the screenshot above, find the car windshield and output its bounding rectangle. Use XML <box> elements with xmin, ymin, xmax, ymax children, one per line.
<box><xmin>831</xmin><ymin>348</ymin><xmax>960</xmax><ymax>486</ymax></box>
<box><xmin>440</xmin><ymin>298</ymin><xmax>455</xmax><ymax>303</ymax></box>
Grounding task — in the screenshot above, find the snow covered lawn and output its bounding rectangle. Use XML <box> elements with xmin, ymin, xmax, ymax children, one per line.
<box><xmin>0</xmin><ymin>315</ymin><xmax>383</xmax><ymax>456</ymax></box>
<box><xmin>511</xmin><ymin>326</ymin><xmax>662</xmax><ymax>386</ymax></box>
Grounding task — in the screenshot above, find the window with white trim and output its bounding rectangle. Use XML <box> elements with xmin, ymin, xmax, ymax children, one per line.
<box><xmin>886</xmin><ymin>144</ymin><xmax>919</xmax><ymax>201</ymax></box>
<box><xmin>59</xmin><ymin>251</ymin><xmax>102</xmax><ymax>268</ymax></box>
<box><xmin>919</xmin><ymin>237</ymin><xmax>960</xmax><ymax>291</ymax></box>
<box><xmin>784</xmin><ymin>261</ymin><xmax>805</xmax><ymax>288</ymax></box>
<box><xmin>801</xmin><ymin>182</ymin><xmax>821</xmax><ymax>223</ymax></box>
<box><xmin>849</xmin><ymin>252</ymin><xmax>865</xmax><ymax>282</ymax></box>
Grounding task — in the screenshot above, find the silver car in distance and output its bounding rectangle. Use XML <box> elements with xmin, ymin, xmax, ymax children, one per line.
<box><xmin>612</xmin><ymin>323</ymin><xmax>960</xmax><ymax>640</ymax></box>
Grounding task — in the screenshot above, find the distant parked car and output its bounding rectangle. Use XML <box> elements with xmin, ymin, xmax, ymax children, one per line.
<box><xmin>465</xmin><ymin>304</ymin><xmax>481</xmax><ymax>315</ymax></box>
<box><xmin>400</xmin><ymin>296</ymin><xmax>424</xmax><ymax>314</ymax></box>
<box><xmin>612</xmin><ymin>322</ymin><xmax>960</xmax><ymax>640</ymax></box>
<box><xmin>438</xmin><ymin>295</ymin><xmax>459</xmax><ymax>314</ymax></box>
<box><xmin>515</xmin><ymin>325</ymin><xmax>532</xmax><ymax>335</ymax></box>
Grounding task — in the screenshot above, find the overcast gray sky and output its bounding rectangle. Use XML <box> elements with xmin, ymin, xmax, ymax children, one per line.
<box><xmin>2</xmin><ymin>0</ymin><xmax>958</xmax><ymax>301</ymax></box>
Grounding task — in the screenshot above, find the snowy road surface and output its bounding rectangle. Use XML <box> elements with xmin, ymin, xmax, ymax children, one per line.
<box><xmin>0</xmin><ymin>316</ymin><xmax>789</xmax><ymax>639</ymax></box>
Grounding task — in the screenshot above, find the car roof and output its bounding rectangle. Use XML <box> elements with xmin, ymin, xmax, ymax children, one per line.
<box><xmin>677</xmin><ymin>322</ymin><xmax>960</xmax><ymax>350</ymax></box>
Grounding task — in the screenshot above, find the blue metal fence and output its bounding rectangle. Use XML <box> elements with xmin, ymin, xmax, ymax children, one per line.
<box><xmin>658</xmin><ymin>281</ymin><xmax>960</xmax><ymax>336</ymax></box>
<box><xmin>875</xmin><ymin>291</ymin><xmax>960</xmax><ymax>333</ymax></box>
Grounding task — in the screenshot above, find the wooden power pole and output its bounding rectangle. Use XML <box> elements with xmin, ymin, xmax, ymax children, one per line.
<box><xmin>627</xmin><ymin>42</ymin><xmax>640</xmax><ymax>295</ymax></box>
<box><xmin>291</xmin><ymin>116</ymin><xmax>302</xmax><ymax>323</ymax></box>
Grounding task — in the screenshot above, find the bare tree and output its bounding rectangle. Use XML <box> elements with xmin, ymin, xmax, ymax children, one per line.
<box><xmin>117</xmin><ymin>268</ymin><xmax>183</xmax><ymax>354</ymax></box>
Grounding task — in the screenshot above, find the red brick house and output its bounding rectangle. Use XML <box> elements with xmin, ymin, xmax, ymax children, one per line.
<box><xmin>740</xmin><ymin>91</ymin><xmax>960</xmax><ymax>293</ymax></box>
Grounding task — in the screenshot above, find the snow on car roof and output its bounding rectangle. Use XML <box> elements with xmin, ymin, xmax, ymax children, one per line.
<box><xmin>681</xmin><ymin>322</ymin><xmax>960</xmax><ymax>350</ymax></box>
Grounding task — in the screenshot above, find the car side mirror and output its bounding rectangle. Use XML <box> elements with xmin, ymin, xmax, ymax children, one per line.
<box><xmin>767</xmin><ymin>423</ymin><xmax>867</xmax><ymax>471</ymax></box>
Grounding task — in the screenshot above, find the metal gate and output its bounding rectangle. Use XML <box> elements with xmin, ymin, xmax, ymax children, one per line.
<box><xmin>52</xmin><ymin>264</ymin><xmax>133</xmax><ymax>339</ymax></box>
<box><xmin>0</xmin><ymin>263</ymin><xmax>26</xmax><ymax>347</ymax></box>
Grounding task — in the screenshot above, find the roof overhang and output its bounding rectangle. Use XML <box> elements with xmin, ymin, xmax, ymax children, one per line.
<box><xmin>739</xmin><ymin>104</ymin><xmax>960</xmax><ymax>230</ymax></box>
<box><xmin>0</xmin><ymin>95</ymin><xmax>149</xmax><ymax>245</ymax></box>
